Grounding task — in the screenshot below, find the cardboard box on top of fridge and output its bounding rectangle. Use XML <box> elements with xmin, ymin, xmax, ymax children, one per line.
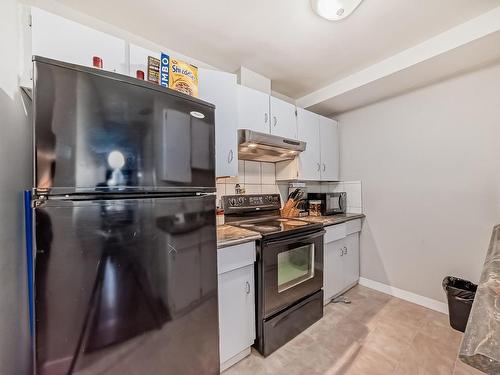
<box><xmin>147</xmin><ymin>56</ymin><xmax>161</xmax><ymax>84</ymax></box>
<box><xmin>150</xmin><ymin>53</ymin><xmax>199</xmax><ymax>97</ymax></box>
<box><xmin>169</xmin><ymin>57</ymin><xmax>199</xmax><ymax>97</ymax></box>
<box><xmin>159</xmin><ymin>53</ymin><xmax>170</xmax><ymax>87</ymax></box>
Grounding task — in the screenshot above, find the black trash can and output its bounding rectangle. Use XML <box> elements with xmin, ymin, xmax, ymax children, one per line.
<box><xmin>442</xmin><ymin>276</ymin><xmax>477</xmax><ymax>332</ymax></box>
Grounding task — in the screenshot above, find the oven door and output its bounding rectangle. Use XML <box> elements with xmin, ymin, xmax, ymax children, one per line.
<box><xmin>260</xmin><ymin>230</ymin><xmax>324</xmax><ymax>318</ymax></box>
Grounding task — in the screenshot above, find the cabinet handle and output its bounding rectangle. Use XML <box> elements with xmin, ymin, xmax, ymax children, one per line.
<box><xmin>245</xmin><ymin>281</ymin><xmax>251</xmax><ymax>294</ymax></box>
<box><xmin>228</xmin><ymin>149</ymin><xmax>233</xmax><ymax>163</ymax></box>
<box><xmin>317</xmin><ymin>163</ymin><xmax>321</xmax><ymax>171</ymax></box>
<box><xmin>264</xmin><ymin>113</ymin><xmax>268</xmax><ymax>123</ymax></box>
<box><xmin>339</xmin><ymin>249</ymin><xmax>343</xmax><ymax>257</ymax></box>
<box><xmin>343</xmin><ymin>246</ymin><xmax>347</xmax><ymax>255</ymax></box>
<box><xmin>323</xmin><ymin>163</ymin><xmax>326</xmax><ymax>172</ymax></box>
<box><xmin>273</xmin><ymin>116</ymin><xmax>277</xmax><ymax>127</ymax></box>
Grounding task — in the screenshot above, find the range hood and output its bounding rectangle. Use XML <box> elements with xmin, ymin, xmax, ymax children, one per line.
<box><xmin>238</xmin><ymin>129</ymin><xmax>306</xmax><ymax>163</ymax></box>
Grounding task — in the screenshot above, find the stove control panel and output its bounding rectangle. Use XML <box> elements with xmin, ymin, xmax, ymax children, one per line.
<box><xmin>222</xmin><ymin>194</ymin><xmax>281</xmax><ymax>213</ymax></box>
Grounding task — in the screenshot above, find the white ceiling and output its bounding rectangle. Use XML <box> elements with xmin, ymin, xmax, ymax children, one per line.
<box><xmin>53</xmin><ymin>0</ymin><xmax>500</xmax><ymax>99</ymax></box>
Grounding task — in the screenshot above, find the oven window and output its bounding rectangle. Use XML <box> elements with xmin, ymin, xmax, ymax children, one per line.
<box><xmin>277</xmin><ymin>244</ymin><xmax>315</xmax><ymax>293</ymax></box>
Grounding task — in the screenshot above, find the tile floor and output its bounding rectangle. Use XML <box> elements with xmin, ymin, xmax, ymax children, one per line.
<box><xmin>225</xmin><ymin>286</ymin><xmax>483</xmax><ymax>375</ymax></box>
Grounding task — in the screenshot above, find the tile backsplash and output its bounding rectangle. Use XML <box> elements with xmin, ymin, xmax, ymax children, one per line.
<box><xmin>216</xmin><ymin>161</ymin><xmax>363</xmax><ymax>214</ymax></box>
<box><xmin>303</xmin><ymin>181</ymin><xmax>363</xmax><ymax>214</ymax></box>
<box><xmin>216</xmin><ymin>161</ymin><xmax>279</xmax><ymax>204</ymax></box>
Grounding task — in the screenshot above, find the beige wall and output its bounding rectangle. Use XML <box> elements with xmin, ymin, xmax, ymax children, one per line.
<box><xmin>0</xmin><ymin>0</ymin><xmax>33</xmax><ymax>374</ymax></box>
<box><xmin>337</xmin><ymin>63</ymin><xmax>500</xmax><ymax>303</ymax></box>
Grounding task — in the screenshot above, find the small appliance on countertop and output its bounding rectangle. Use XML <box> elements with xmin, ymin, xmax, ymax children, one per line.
<box><xmin>222</xmin><ymin>194</ymin><xmax>325</xmax><ymax>356</ymax></box>
<box><xmin>307</xmin><ymin>192</ymin><xmax>347</xmax><ymax>216</ymax></box>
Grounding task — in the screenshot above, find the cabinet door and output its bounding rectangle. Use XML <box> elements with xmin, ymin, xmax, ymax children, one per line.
<box><xmin>296</xmin><ymin>108</ymin><xmax>321</xmax><ymax>180</ymax></box>
<box><xmin>199</xmin><ymin>69</ymin><xmax>238</xmax><ymax>177</ymax></box>
<box><xmin>31</xmin><ymin>7</ymin><xmax>127</xmax><ymax>74</ymax></box>
<box><xmin>343</xmin><ymin>233</ymin><xmax>360</xmax><ymax>288</ymax></box>
<box><xmin>270</xmin><ymin>96</ymin><xmax>297</xmax><ymax>138</ymax></box>
<box><xmin>218</xmin><ymin>265</ymin><xmax>255</xmax><ymax>364</ymax></box>
<box><xmin>238</xmin><ymin>85</ymin><xmax>270</xmax><ymax>133</ymax></box>
<box><xmin>319</xmin><ymin>117</ymin><xmax>340</xmax><ymax>181</ymax></box>
<box><xmin>323</xmin><ymin>239</ymin><xmax>345</xmax><ymax>302</ymax></box>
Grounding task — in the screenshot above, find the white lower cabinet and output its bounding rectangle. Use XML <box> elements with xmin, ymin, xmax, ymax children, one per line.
<box><xmin>217</xmin><ymin>242</ymin><xmax>256</xmax><ymax>371</ymax></box>
<box><xmin>343</xmin><ymin>233</ymin><xmax>360</xmax><ymax>288</ymax></box>
<box><xmin>323</xmin><ymin>220</ymin><xmax>362</xmax><ymax>304</ymax></box>
<box><xmin>324</xmin><ymin>238</ymin><xmax>346</xmax><ymax>301</ymax></box>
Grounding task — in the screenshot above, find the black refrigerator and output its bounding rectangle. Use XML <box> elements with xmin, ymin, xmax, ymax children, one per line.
<box><xmin>28</xmin><ymin>56</ymin><xmax>219</xmax><ymax>375</ymax></box>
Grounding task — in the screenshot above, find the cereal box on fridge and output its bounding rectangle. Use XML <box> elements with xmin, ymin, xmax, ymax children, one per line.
<box><xmin>147</xmin><ymin>56</ymin><xmax>160</xmax><ymax>84</ymax></box>
<box><xmin>160</xmin><ymin>53</ymin><xmax>170</xmax><ymax>88</ymax></box>
<box><xmin>169</xmin><ymin>58</ymin><xmax>199</xmax><ymax>97</ymax></box>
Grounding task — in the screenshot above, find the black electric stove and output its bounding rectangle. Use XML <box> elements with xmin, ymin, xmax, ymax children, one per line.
<box><xmin>222</xmin><ymin>194</ymin><xmax>325</xmax><ymax>356</ymax></box>
<box><xmin>222</xmin><ymin>194</ymin><xmax>322</xmax><ymax>239</ymax></box>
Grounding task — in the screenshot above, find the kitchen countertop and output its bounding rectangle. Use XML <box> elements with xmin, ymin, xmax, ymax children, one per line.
<box><xmin>297</xmin><ymin>213</ymin><xmax>365</xmax><ymax>227</ymax></box>
<box><xmin>459</xmin><ymin>224</ymin><xmax>500</xmax><ymax>373</ymax></box>
<box><xmin>217</xmin><ymin>224</ymin><xmax>261</xmax><ymax>249</ymax></box>
<box><xmin>216</xmin><ymin>214</ymin><xmax>365</xmax><ymax>248</ymax></box>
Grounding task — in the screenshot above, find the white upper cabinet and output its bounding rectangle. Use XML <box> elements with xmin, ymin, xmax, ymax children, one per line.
<box><xmin>269</xmin><ymin>96</ymin><xmax>297</xmax><ymax>138</ymax></box>
<box><xmin>31</xmin><ymin>7</ymin><xmax>127</xmax><ymax>74</ymax></box>
<box><xmin>276</xmin><ymin>108</ymin><xmax>340</xmax><ymax>181</ymax></box>
<box><xmin>319</xmin><ymin>117</ymin><xmax>340</xmax><ymax>181</ymax></box>
<box><xmin>296</xmin><ymin>107</ymin><xmax>321</xmax><ymax>180</ymax></box>
<box><xmin>198</xmin><ymin>68</ymin><xmax>239</xmax><ymax>177</ymax></box>
<box><xmin>238</xmin><ymin>85</ymin><xmax>270</xmax><ymax>134</ymax></box>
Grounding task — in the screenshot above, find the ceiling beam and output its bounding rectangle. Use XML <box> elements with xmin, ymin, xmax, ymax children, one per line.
<box><xmin>296</xmin><ymin>6</ymin><xmax>500</xmax><ymax>109</ymax></box>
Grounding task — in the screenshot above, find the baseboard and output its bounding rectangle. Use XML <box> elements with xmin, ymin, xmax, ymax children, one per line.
<box><xmin>358</xmin><ymin>277</ymin><xmax>448</xmax><ymax>315</ymax></box>
<box><xmin>220</xmin><ymin>347</ymin><xmax>251</xmax><ymax>372</ymax></box>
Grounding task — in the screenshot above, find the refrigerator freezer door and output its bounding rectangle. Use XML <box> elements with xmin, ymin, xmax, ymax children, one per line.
<box><xmin>33</xmin><ymin>195</ymin><xmax>218</xmax><ymax>375</ymax></box>
<box><xmin>33</xmin><ymin>57</ymin><xmax>215</xmax><ymax>194</ymax></box>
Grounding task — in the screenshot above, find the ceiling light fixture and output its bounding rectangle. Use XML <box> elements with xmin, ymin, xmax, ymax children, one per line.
<box><xmin>311</xmin><ymin>0</ymin><xmax>363</xmax><ymax>21</ymax></box>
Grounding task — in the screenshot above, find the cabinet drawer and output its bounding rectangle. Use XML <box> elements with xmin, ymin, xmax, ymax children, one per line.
<box><xmin>346</xmin><ymin>219</ymin><xmax>362</xmax><ymax>235</ymax></box>
<box><xmin>324</xmin><ymin>223</ymin><xmax>346</xmax><ymax>243</ymax></box>
<box><xmin>218</xmin><ymin>241</ymin><xmax>256</xmax><ymax>275</ymax></box>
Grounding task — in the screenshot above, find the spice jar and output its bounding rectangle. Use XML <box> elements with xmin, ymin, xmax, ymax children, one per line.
<box><xmin>308</xmin><ymin>200</ymin><xmax>322</xmax><ymax>216</ymax></box>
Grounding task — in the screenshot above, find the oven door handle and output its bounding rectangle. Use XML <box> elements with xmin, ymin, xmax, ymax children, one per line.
<box><xmin>264</xmin><ymin>229</ymin><xmax>325</xmax><ymax>247</ymax></box>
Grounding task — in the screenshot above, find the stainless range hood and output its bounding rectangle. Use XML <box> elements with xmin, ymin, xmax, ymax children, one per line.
<box><xmin>238</xmin><ymin>129</ymin><xmax>306</xmax><ymax>163</ymax></box>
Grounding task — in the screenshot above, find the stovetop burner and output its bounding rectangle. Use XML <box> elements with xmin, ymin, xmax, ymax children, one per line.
<box><xmin>230</xmin><ymin>217</ymin><xmax>319</xmax><ymax>235</ymax></box>
<box><xmin>222</xmin><ymin>194</ymin><xmax>323</xmax><ymax>238</ymax></box>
